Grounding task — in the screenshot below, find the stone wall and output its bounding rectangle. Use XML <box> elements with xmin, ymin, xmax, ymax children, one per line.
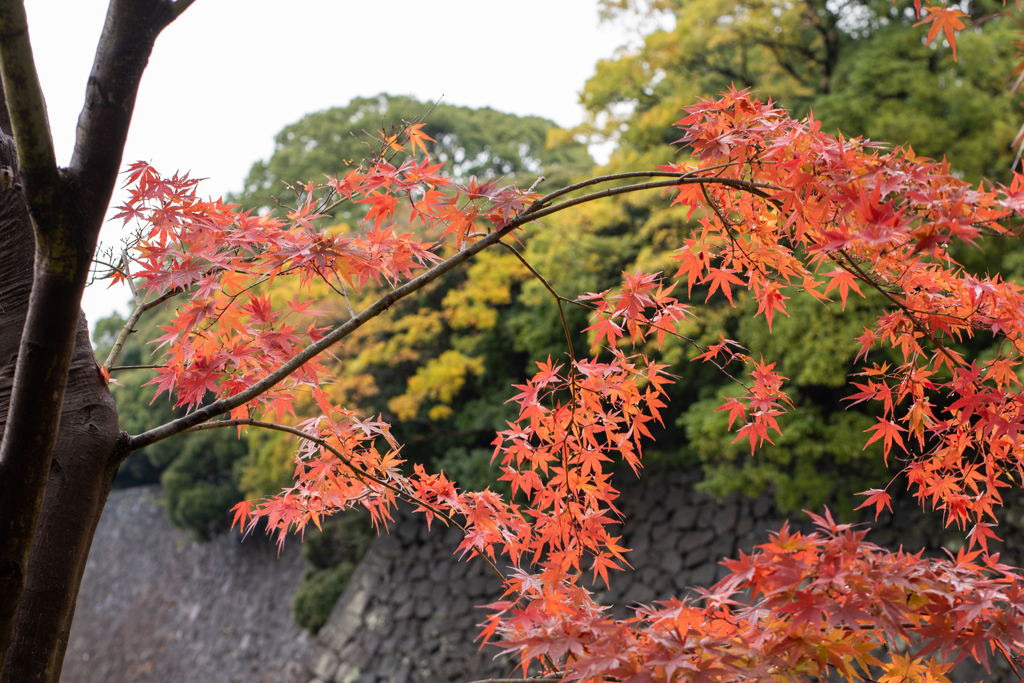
<box><xmin>64</xmin><ymin>472</ymin><xmax>1024</xmax><ymax>683</ymax></box>
<box><xmin>62</xmin><ymin>486</ymin><xmax>310</xmax><ymax>683</ymax></box>
<box><xmin>301</xmin><ymin>468</ymin><xmax>1022</xmax><ymax>683</ymax></box>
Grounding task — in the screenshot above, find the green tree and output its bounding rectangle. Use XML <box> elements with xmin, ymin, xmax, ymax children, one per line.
<box><xmin>586</xmin><ymin>0</ymin><xmax>1021</xmax><ymax>183</ymax></box>
<box><xmin>234</xmin><ymin>94</ymin><xmax>594</xmax><ymax>219</ymax></box>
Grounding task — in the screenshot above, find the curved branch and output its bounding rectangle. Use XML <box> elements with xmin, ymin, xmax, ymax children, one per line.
<box><xmin>129</xmin><ymin>172</ymin><xmax>776</xmax><ymax>451</ymax></box>
<box><xmin>527</xmin><ymin>164</ymin><xmax>742</xmax><ymax>212</ymax></box>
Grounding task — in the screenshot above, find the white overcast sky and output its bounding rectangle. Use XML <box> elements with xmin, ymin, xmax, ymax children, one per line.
<box><xmin>23</xmin><ymin>0</ymin><xmax>631</xmax><ymax>328</ymax></box>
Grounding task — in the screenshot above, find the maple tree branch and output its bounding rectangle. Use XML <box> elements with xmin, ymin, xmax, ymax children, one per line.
<box><xmin>182</xmin><ymin>418</ymin><xmax>506</xmax><ymax>581</ymax></box>
<box><xmin>108</xmin><ymin>364</ymin><xmax>163</xmax><ymax>372</ymax></box>
<box><xmin>0</xmin><ymin>0</ymin><xmax>59</xmax><ymax>219</ymax></box>
<box><xmin>524</xmin><ymin>176</ymin><xmax>781</xmax><ymax>225</ymax></box>
<box><xmin>128</xmin><ymin>220</ymin><xmax>523</xmax><ymax>449</ymax></box>
<box><xmin>527</xmin><ymin>165</ymin><xmax>742</xmax><ymax>211</ymax></box>
<box><xmin>102</xmin><ymin>287</ymin><xmax>182</xmax><ymax>372</ymax></box>
<box><xmin>128</xmin><ymin>172</ymin><xmax>775</xmax><ymax>450</ymax></box>
<box><xmin>497</xmin><ymin>240</ymin><xmax>576</xmax><ymax>364</ymax></box>
<box><xmin>69</xmin><ymin>0</ymin><xmax>193</xmax><ymax>232</ymax></box>
<box><xmin>833</xmin><ymin>250</ymin><xmax>966</xmax><ymax>371</ymax></box>
<box><xmin>122</xmin><ymin>249</ymin><xmax>141</xmax><ymax>307</ymax></box>
<box><xmin>169</xmin><ymin>0</ymin><xmax>195</xmax><ymax>18</ymax></box>
<box><xmin>465</xmin><ymin>677</ymin><xmax>563</xmax><ymax>683</ymax></box>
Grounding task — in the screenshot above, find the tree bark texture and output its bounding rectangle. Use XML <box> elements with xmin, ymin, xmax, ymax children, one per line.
<box><xmin>0</xmin><ymin>130</ymin><xmax>123</xmax><ymax>683</ymax></box>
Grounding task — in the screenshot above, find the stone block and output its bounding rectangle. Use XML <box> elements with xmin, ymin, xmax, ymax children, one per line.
<box><xmin>670</xmin><ymin>506</ymin><xmax>697</xmax><ymax>530</ymax></box>
<box><xmin>447</xmin><ymin>561</ymin><xmax>468</xmax><ymax>581</ymax></box>
<box><xmin>415</xmin><ymin>599</ymin><xmax>435</xmax><ymax>620</ymax></box>
<box><xmin>691</xmin><ymin>561</ymin><xmax>716</xmax><ymax>587</ymax></box>
<box><xmin>659</xmin><ymin>551</ymin><xmax>683</xmax><ymax>574</ymax></box>
<box><xmin>712</xmin><ymin>504</ymin><xmax>738</xmax><ymax>535</ymax></box>
<box><xmin>697</xmin><ymin>503</ymin><xmax>715</xmax><ymax>529</ymax></box>
<box><xmin>735</xmin><ymin>514</ymin><xmax>753</xmax><ymax>537</ymax></box>
<box><xmin>358</xmin><ymin>633</ymin><xmax>382</xmax><ymax>668</ymax></box>
<box><xmin>443</xmin><ymin>660</ymin><xmax>466</xmax><ymax>680</ymax></box>
<box><xmin>648</xmin><ymin>504</ymin><xmax>669</xmax><ymax>524</ymax></box>
<box><xmin>397</xmin><ymin>522</ymin><xmax>418</xmax><ymax>544</ymax></box>
<box><xmin>640</xmin><ymin>566</ymin><xmax>660</xmax><ymax>586</ymax></box>
<box><xmin>652</xmin><ymin>528</ymin><xmax>677</xmax><ymax>552</ymax></box>
<box><xmin>394</xmin><ymin>600</ymin><xmax>414</xmax><ymax>621</ymax></box>
<box><xmin>684</xmin><ymin>546</ymin><xmax>709</xmax><ymax>568</ymax></box>
<box><xmin>340</xmin><ymin>641</ymin><xmax>361</xmax><ymax>662</ymax></box>
<box><xmin>429</xmin><ymin>562</ymin><xmax>450</xmax><ymax>584</ymax></box>
<box><xmin>390</xmin><ymin>584</ymin><xmax>410</xmax><ymax>606</ymax></box>
<box><xmin>466</xmin><ymin>575</ymin><xmax>490</xmax><ymax>598</ymax></box>
<box><xmin>378</xmin><ymin>636</ymin><xmax>398</xmax><ymax>655</ymax></box>
<box><xmin>335</xmin><ymin>661</ymin><xmax>361</xmax><ymax>683</ymax></box>
<box><xmin>449</xmin><ymin>594</ymin><xmax>471</xmax><ymax>619</ymax></box>
<box><xmin>376</xmin><ymin>535</ymin><xmax>403</xmax><ymax>558</ymax></box>
<box><xmin>407</xmin><ymin>562</ymin><xmax>428</xmax><ymax>582</ymax></box>
<box><xmin>399</xmin><ymin>636</ymin><xmax>418</xmax><ymax>655</ymax></box>
<box><xmin>752</xmin><ymin>496</ymin><xmax>772</xmax><ymax>519</ymax></box>
<box><xmin>622</xmin><ymin>581</ymin><xmax>656</xmax><ymax>606</ymax></box>
<box><xmin>671</xmin><ymin>571</ymin><xmax>693</xmax><ymax>593</ymax></box>
<box><xmin>736</xmin><ymin>534</ymin><xmax>758</xmax><ymax>555</ymax></box>
<box><xmin>311</xmin><ymin>647</ymin><xmax>340</xmax><ymax>681</ymax></box>
<box><xmin>630</xmin><ymin>535</ymin><xmax>650</xmax><ymax>557</ymax></box>
<box><xmin>677</xmin><ymin>529</ymin><xmax>714</xmax><ymax>554</ymax></box>
<box><xmin>709</xmin><ymin>533</ymin><xmax>735</xmax><ymax>560</ymax></box>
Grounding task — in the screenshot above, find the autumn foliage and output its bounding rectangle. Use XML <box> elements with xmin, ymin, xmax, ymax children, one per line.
<box><xmin>107</xmin><ymin>27</ymin><xmax>1024</xmax><ymax>679</ymax></box>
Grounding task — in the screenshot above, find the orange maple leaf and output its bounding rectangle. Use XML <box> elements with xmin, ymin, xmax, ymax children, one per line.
<box><xmin>914</xmin><ymin>4</ymin><xmax>968</xmax><ymax>60</ymax></box>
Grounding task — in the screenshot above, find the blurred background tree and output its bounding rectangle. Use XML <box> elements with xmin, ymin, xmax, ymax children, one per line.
<box><xmin>231</xmin><ymin>94</ymin><xmax>594</xmax><ymax>220</ymax></box>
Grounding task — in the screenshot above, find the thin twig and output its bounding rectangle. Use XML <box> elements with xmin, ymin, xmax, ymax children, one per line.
<box><xmin>522</xmin><ymin>175</ymin><xmax>782</xmax><ymax>227</ymax></box>
<box><xmin>497</xmin><ymin>240</ymin><xmax>575</xmax><ymax>363</ymax></box>
<box><xmin>108</xmin><ymin>364</ymin><xmax>164</xmax><ymax>372</ymax></box>
<box><xmin>526</xmin><ymin>164</ymin><xmax>746</xmax><ymax>213</ymax></box>
<box><xmin>833</xmin><ymin>250</ymin><xmax>966</xmax><ymax>371</ymax></box>
<box><xmin>102</xmin><ymin>287</ymin><xmax>182</xmax><ymax>372</ymax></box>
<box><xmin>122</xmin><ymin>248</ymin><xmax>141</xmax><ymax>307</ymax></box>
<box><xmin>182</xmin><ymin>418</ymin><xmax>507</xmax><ymax>581</ymax></box>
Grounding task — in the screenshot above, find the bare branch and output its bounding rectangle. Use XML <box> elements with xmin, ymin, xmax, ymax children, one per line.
<box><xmin>122</xmin><ymin>249</ymin><xmax>141</xmax><ymax>306</ymax></box>
<box><xmin>102</xmin><ymin>287</ymin><xmax>181</xmax><ymax>372</ymax></box>
<box><xmin>497</xmin><ymin>240</ymin><xmax>576</xmax><ymax>363</ymax></box>
<box><xmin>69</xmin><ymin>0</ymin><xmax>195</xmax><ymax>231</ymax></box>
<box><xmin>0</xmin><ymin>0</ymin><xmax>59</xmax><ymax>225</ymax></box>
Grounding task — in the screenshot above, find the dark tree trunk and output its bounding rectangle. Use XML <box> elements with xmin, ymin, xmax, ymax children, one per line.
<box><xmin>0</xmin><ymin>2</ymin><xmax>193</xmax><ymax>680</ymax></box>
<box><xmin>0</xmin><ymin>130</ymin><xmax>123</xmax><ymax>683</ymax></box>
